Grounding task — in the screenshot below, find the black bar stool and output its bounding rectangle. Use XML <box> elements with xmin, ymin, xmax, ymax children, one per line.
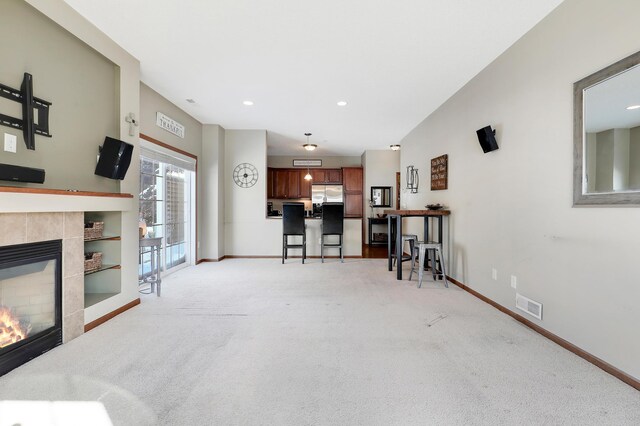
<box><xmin>282</xmin><ymin>202</ymin><xmax>306</xmax><ymax>264</ymax></box>
<box><xmin>321</xmin><ymin>202</ymin><xmax>344</xmax><ymax>262</ymax></box>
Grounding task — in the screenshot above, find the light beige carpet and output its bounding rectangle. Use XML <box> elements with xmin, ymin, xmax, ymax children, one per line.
<box><xmin>0</xmin><ymin>259</ymin><xmax>638</xmax><ymax>425</ymax></box>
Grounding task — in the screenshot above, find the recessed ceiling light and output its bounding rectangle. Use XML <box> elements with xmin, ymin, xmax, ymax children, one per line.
<box><xmin>390</xmin><ymin>144</ymin><xmax>401</xmax><ymax>151</ymax></box>
<box><xmin>243</xmin><ymin>100</ymin><xmax>254</xmax><ymax>106</ymax></box>
<box><xmin>626</xmin><ymin>104</ymin><xmax>640</xmax><ymax>110</ymax></box>
<box><xmin>186</xmin><ymin>98</ymin><xmax>196</xmax><ymax>104</ymax></box>
<box><xmin>337</xmin><ymin>101</ymin><xmax>347</xmax><ymax>106</ymax></box>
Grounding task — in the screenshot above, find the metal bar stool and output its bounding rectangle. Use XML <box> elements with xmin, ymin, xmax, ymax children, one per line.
<box><xmin>139</xmin><ymin>237</ymin><xmax>163</xmax><ymax>296</ymax></box>
<box><xmin>392</xmin><ymin>234</ymin><xmax>418</xmax><ymax>269</ymax></box>
<box><xmin>410</xmin><ymin>241</ymin><xmax>448</xmax><ymax>288</ymax></box>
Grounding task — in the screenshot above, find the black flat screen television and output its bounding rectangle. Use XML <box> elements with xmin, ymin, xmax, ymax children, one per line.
<box><xmin>94</xmin><ymin>136</ymin><xmax>133</xmax><ymax>180</ymax></box>
<box><xmin>476</xmin><ymin>126</ymin><xmax>499</xmax><ymax>153</ymax></box>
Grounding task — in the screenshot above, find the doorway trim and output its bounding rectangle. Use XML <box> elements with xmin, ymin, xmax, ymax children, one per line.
<box><xmin>139</xmin><ymin>133</ymin><xmax>199</xmax><ymax>263</ymax></box>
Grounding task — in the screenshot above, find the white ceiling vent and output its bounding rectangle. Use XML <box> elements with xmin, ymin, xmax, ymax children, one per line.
<box><xmin>516</xmin><ymin>293</ymin><xmax>543</xmax><ymax>320</ymax></box>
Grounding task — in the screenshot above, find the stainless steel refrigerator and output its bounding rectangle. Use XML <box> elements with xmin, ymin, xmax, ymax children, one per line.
<box><xmin>312</xmin><ymin>184</ymin><xmax>344</xmax><ymax>205</ymax></box>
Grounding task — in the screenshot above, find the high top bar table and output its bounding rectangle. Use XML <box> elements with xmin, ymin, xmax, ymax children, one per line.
<box><xmin>384</xmin><ymin>209</ymin><xmax>451</xmax><ymax>280</ymax></box>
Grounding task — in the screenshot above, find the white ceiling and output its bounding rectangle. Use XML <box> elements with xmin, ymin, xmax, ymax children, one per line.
<box><xmin>63</xmin><ymin>0</ymin><xmax>564</xmax><ymax>156</ymax></box>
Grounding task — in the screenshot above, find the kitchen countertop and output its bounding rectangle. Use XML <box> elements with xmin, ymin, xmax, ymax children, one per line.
<box><xmin>260</xmin><ymin>214</ymin><xmax>363</xmax><ymax>256</ymax></box>
<box><xmin>266</xmin><ymin>216</ymin><xmax>361</xmax><ymax>220</ymax></box>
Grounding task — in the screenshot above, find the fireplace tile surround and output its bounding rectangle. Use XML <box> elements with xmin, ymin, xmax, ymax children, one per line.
<box><xmin>0</xmin><ymin>212</ymin><xmax>84</xmax><ymax>343</ymax></box>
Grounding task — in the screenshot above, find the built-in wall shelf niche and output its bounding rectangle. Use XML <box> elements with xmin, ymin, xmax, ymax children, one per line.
<box><xmin>84</xmin><ymin>291</ymin><xmax>120</xmax><ymax>308</ymax></box>
<box><xmin>84</xmin><ymin>211</ymin><xmax>122</xmax><ymax>308</ymax></box>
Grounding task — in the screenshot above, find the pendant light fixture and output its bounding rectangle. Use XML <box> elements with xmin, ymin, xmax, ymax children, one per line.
<box><xmin>303</xmin><ymin>133</ymin><xmax>313</xmax><ymax>181</ymax></box>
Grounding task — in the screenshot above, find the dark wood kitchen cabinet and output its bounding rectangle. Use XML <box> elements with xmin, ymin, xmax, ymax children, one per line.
<box><xmin>270</xmin><ymin>169</ymin><xmax>309</xmax><ymax>199</ymax></box>
<box><xmin>299</xmin><ymin>170</ymin><xmax>311</xmax><ymax>198</ymax></box>
<box><xmin>268</xmin><ymin>168</ymin><xmax>344</xmax><ymax>199</ymax></box>
<box><xmin>311</xmin><ymin>169</ymin><xmax>326</xmax><ymax>183</ymax></box>
<box><xmin>326</xmin><ymin>169</ymin><xmax>342</xmax><ymax>184</ymax></box>
<box><xmin>267</xmin><ymin>168</ymin><xmax>274</xmax><ymax>198</ymax></box>
<box><xmin>345</xmin><ymin>192</ymin><xmax>363</xmax><ymax>217</ymax></box>
<box><xmin>274</xmin><ymin>169</ymin><xmax>289</xmax><ymax>198</ymax></box>
<box><xmin>287</xmin><ymin>170</ymin><xmax>300</xmax><ymax>198</ymax></box>
<box><xmin>343</xmin><ymin>167</ymin><xmax>363</xmax><ymax>192</ymax></box>
<box><xmin>311</xmin><ymin>168</ymin><xmax>342</xmax><ymax>184</ymax></box>
<box><xmin>342</xmin><ymin>167</ymin><xmax>363</xmax><ymax>217</ymax></box>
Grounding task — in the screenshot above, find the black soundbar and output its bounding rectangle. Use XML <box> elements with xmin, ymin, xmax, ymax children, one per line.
<box><xmin>0</xmin><ymin>163</ymin><xmax>45</xmax><ymax>184</ymax></box>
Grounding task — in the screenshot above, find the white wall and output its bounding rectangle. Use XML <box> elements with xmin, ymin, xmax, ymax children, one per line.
<box><xmin>216</xmin><ymin>127</ymin><xmax>226</xmax><ymax>258</ymax></box>
<box><xmin>362</xmin><ymin>150</ymin><xmax>400</xmax><ymax>243</ymax></box>
<box><xmin>224</xmin><ymin>130</ymin><xmax>268</xmax><ymax>255</ymax></box>
<box><xmin>400</xmin><ymin>0</ymin><xmax>640</xmax><ymax>380</ymax></box>
<box><xmin>139</xmin><ymin>83</ymin><xmax>203</xmax><ymax>156</ymax></box>
<box><xmin>201</xmin><ymin>124</ymin><xmax>225</xmax><ymax>260</ymax></box>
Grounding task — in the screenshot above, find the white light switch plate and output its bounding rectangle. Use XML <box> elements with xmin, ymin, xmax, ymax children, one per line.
<box><xmin>4</xmin><ymin>133</ymin><xmax>17</xmax><ymax>153</ymax></box>
<box><xmin>510</xmin><ymin>275</ymin><xmax>517</xmax><ymax>289</ymax></box>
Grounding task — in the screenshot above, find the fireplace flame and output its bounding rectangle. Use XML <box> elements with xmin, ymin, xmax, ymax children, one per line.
<box><xmin>0</xmin><ymin>306</ymin><xmax>29</xmax><ymax>349</ymax></box>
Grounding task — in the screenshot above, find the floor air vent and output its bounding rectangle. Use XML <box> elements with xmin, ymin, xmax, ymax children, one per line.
<box><xmin>516</xmin><ymin>293</ymin><xmax>543</xmax><ymax>320</ymax></box>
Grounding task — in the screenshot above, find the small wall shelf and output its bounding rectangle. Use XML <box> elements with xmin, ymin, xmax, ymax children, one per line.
<box><xmin>84</xmin><ymin>236</ymin><xmax>121</xmax><ymax>243</ymax></box>
<box><xmin>84</xmin><ymin>212</ymin><xmax>122</xmax><ymax>308</ymax></box>
<box><xmin>84</xmin><ymin>264</ymin><xmax>121</xmax><ymax>276</ymax></box>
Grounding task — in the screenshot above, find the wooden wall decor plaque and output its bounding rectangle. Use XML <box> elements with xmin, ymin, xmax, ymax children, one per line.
<box><xmin>430</xmin><ymin>154</ymin><xmax>448</xmax><ymax>190</ymax></box>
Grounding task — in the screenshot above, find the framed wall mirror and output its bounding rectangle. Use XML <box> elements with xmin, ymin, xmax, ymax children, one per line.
<box><xmin>371</xmin><ymin>186</ymin><xmax>392</xmax><ymax>207</ymax></box>
<box><xmin>574</xmin><ymin>50</ymin><xmax>640</xmax><ymax>205</ymax></box>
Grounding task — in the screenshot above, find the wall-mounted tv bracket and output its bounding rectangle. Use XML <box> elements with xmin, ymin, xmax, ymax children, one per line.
<box><xmin>0</xmin><ymin>73</ymin><xmax>52</xmax><ymax>150</ymax></box>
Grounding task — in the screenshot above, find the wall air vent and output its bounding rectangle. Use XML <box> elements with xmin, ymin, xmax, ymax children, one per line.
<box><xmin>516</xmin><ymin>293</ymin><xmax>543</xmax><ymax>320</ymax></box>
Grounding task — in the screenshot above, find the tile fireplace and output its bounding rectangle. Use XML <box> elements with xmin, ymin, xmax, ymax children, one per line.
<box><xmin>0</xmin><ymin>240</ymin><xmax>62</xmax><ymax>376</ymax></box>
<box><xmin>0</xmin><ymin>201</ymin><xmax>134</xmax><ymax>373</ymax></box>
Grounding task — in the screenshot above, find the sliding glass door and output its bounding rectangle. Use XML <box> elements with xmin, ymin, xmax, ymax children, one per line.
<box><xmin>164</xmin><ymin>163</ymin><xmax>189</xmax><ymax>269</ymax></box>
<box><xmin>139</xmin><ymin>154</ymin><xmax>194</xmax><ymax>278</ymax></box>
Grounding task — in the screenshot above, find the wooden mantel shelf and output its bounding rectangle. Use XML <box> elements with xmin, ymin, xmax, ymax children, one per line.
<box><xmin>0</xmin><ymin>186</ymin><xmax>133</xmax><ymax>198</ymax></box>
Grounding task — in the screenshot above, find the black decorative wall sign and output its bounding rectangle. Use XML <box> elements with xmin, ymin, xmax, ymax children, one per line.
<box><xmin>0</xmin><ymin>73</ymin><xmax>52</xmax><ymax>150</ymax></box>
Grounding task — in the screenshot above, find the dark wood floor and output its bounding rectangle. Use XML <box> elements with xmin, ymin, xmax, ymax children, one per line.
<box><xmin>362</xmin><ymin>243</ymin><xmax>388</xmax><ymax>258</ymax></box>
